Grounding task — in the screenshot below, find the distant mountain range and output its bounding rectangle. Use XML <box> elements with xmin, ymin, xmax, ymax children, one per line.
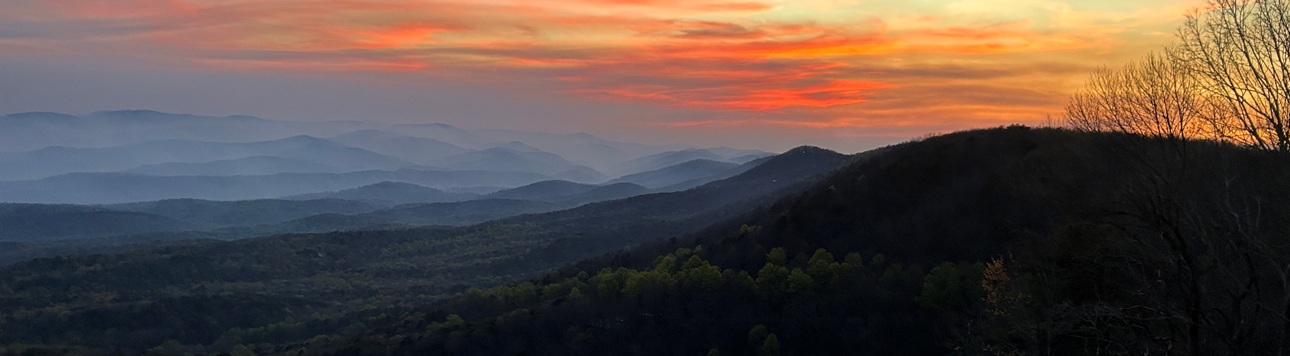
<box><xmin>0</xmin><ymin>147</ymin><xmax>792</xmax><ymax>242</ymax></box>
<box><xmin>0</xmin><ymin>167</ymin><xmax>721</xmax><ymax>245</ymax></box>
<box><xmin>609</xmin><ymin>158</ymin><xmax>749</xmax><ymax>190</ymax></box>
<box><xmin>0</xmin><ymin>110</ymin><xmax>773</xmax><ymax>204</ymax></box>
<box><xmin>0</xmin><ymin>169</ymin><xmax>550</xmax><ymax>204</ymax></box>
<box><xmin>0</xmin><ymin>142</ymin><xmax>849</xmax><ymax>352</ymax></box>
<box><xmin>0</xmin><ymin>135</ymin><xmax>411</xmax><ymax>181</ymax></box>
<box><xmin>0</xmin><ymin>144</ymin><xmax>829</xmax><ymax>267</ymax></box>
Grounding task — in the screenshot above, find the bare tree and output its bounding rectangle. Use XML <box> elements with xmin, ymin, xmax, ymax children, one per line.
<box><xmin>1045</xmin><ymin>2</ymin><xmax>1290</xmax><ymax>353</ymax></box>
<box><xmin>1175</xmin><ymin>0</ymin><xmax>1290</xmax><ymax>152</ymax></box>
<box><xmin>1064</xmin><ymin>50</ymin><xmax>1213</xmax><ymax>143</ymax></box>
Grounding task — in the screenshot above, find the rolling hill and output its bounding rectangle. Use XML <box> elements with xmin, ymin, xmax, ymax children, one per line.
<box><xmin>283</xmin><ymin>181</ymin><xmax>477</xmax><ymax>206</ymax></box>
<box><xmin>0</xmin><ymin>144</ymin><xmax>849</xmax><ymax>352</ymax></box>
<box><xmin>314</xmin><ymin>127</ymin><xmax>1290</xmax><ymax>355</ymax></box>
<box><xmin>482</xmin><ymin>180</ymin><xmax>654</xmax><ymax>206</ymax></box>
<box><xmin>612</xmin><ymin>148</ymin><xmax>726</xmax><ymax>176</ymax></box>
<box><xmin>0</xmin><ymin>135</ymin><xmax>411</xmax><ymax>181</ymax></box>
<box><xmin>121</xmin><ymin>156</ymin><xmax>337</xmax><ymax>176</ymax></box>
<box><xmin>554</xmin><ymin>182</ymin><xmax>651</xmax><ymax>206</ymax></box>
<box><xmin>0</xmin><ymin>110</ymin><xmax>353</xmax><ymax>152</ymax></box>
<box><xmin>362</xmin><ymin>199</ymin><xmax>561</xmax><ymax>226</ymax></box>
<box><xmin>0</xmin><ymin>111</ymin><xmax>781</xmax><ymax>209</ymax></box>
<box><xmin>0</xmin><ymin>204</ymin><xmax>190</xmax><ymax>243</ymax></box>
<box><xmin>428</xmin><ymin>147</ymin><xmax>608</xmax><ymax>182</ymax></box>
<box><xmin>329</xmin><ymin>130</ymin><xmax>471</xmax><ymax>164</ymax></box>
<box><xmin>0</xmin><ymin>169</ymin><xmax>551</xmax><ymax>204</ymax></box>
<box><xmin>485</xmin><ymin>180</ymin><xmax>600</xmax><ymax>201</ymax></box>
<box><xmin>105</xmin><ymin>198</ymin><xmax>382</xmax><ymax>230</ymax></box>
<box><xmin>469</xmin><ymin>129</ymin><xmax>691</xmax><ymax>173</ymax></box>
<box><xmin>607</xmin><ymin>159</ymin><xmax>742</xmax><ymax>189</ymax></box>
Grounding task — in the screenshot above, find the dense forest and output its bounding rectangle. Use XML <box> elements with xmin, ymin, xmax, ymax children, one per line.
<box><xmin>296</xmin><ymin>126</ymin><xmax>1290</xmax><ymax>355</ymax></box>
<box><xmin>0</xmin><ymin>146</ymin><xmax>846</xmax><ymax>355</ymax></box>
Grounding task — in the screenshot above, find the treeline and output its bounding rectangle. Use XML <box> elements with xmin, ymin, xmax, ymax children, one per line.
<box><xmin>307</xmin><ymin>246</ymin><xmax>948</xmax><ymax>355</ymax></box>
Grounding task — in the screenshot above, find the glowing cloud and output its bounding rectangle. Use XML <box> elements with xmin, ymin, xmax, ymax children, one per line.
<box><xmin>0</xmin><ymin>0</ymin><xmax>1207</xmax><ymax>145</ymax></box>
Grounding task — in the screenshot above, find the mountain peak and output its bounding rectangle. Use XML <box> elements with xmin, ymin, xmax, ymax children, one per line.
<box><xmin>728</xmin><ymin>145</ymin><xmax>846</xmax><ymax>183</ymax></box>
<box><xmin>782</xmin><ymin>145</ymin><xmax>835</xmax><ymax>156</ymax></box>
<box><xmin>486</xmin><ymin>180</ymin><xmax>597</xmax><ymax>201</ymax></box>
<box><xmin>777</xmin><ymin>146</ymin><xmax>842</xmax><ymax>162</ymax></box>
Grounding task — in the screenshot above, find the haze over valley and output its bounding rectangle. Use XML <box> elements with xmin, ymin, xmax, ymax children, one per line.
<box><xmin>0</xmin><ymin>110</ymin><xmax>779</xmax><ymax>260</ymax></box>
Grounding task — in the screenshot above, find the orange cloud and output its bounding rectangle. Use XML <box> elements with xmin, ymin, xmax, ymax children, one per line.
<box><xmin>1</xmin><ymin>0</ymin><xmax>1198</xmax><ymax>139</ymax></box>
<box><xmin>357</xmin><ymin>25</ymin><xmax>446</xmax><ymax>49</ymax></box>
<box><xmin>576</xmin><ymin>79</ymin><xmax>889</xmax><ymax>111</ymax></box>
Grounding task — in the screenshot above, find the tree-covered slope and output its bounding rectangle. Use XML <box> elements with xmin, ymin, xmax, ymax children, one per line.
<box><xmin>283</xmin><ymin>181</ymin><xmax>477</xmax><ymax>206</ymax></box>
<box><xmin>316</xmin><ymin>127</ymin><xmax>1290</xmax><ymax>356</ymax></box>
<box><xmin>106</xmin><ymin>198</ymin><xmax>383</xmax><ymax>230</ymax></box>
<box><xmin>0</xmin><ymin>204</ymin><xmax>191</xmax><ymax>242</ymax></box>
<box><xmin>0</xmin><ymin>145</ymin><xmax>848</xmax><ymax>353</ymax></box>
<box><xmin>484</xmin><ymin>180</ymin><xmax>599</xmax><ymax>201</ymax></box>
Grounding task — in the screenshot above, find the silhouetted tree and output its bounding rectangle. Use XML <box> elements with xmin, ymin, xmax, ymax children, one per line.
<box><xmin>1176</xmin><ymin>0</ymin><xmax>1290</xmax><ymax>151</ymax></box>
<box><xmin>762</xmin><ymin>333</ymin><xmax>780</xmax><ymax>356</ymax></box>
<box><xmin>1064</xmin><ymin>49</ymin><xmax>1211</xmax><ymax>143</ymax></box>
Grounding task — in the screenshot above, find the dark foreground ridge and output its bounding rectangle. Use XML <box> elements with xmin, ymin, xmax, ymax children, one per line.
<box><xmin>320</xmin><ymin>127</ymin><xmax>1290</xmax><ymax>355</ymax></box>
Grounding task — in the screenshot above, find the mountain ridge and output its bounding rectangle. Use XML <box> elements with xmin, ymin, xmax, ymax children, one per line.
<box><xmin>0</xmin><ymin>144</ymin><xmax>850</xmax><ymax>351</ymax></box>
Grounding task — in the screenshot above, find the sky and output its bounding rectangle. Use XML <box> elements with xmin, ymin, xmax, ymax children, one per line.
<box><xmin>0</xmin><ymin>0</ymin><xmax>1205</xmax><ymax>152</ymax></box>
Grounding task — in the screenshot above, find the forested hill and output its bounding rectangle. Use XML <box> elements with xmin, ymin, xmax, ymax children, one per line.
<box><xmin>318</xmin><ymin>126</ymin><xmax>1290</xmax><ymax>355</ymax></box>
<box><xmin>0</xmin><ymin>145</ymin><xmax>847</xmax><ymax>355</ymax></box>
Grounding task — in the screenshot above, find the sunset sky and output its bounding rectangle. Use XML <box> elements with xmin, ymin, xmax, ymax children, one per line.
<box><xmin>0</xmin><ymin>0</ymin><xmax>1205</xmax><ymax>152</ymax></box>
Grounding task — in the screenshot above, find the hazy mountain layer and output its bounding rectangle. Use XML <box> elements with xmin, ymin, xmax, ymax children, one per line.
<box><xmin>0</xmin><ymin>204</ymin><xmax>189</xmax><ymax>242</ymax></box>
<box><xmin>121</xmin><ymin>156</ymin><xmax>338</xmax><ymax>176</ymax></box>
<box><xmin>283</xmin><ymin>181</ymin><xmax>477</xmax><ymax>206</ymax></box>
<box><xmin>0</xmin><ymin>169</ymin><xmax>550</xmax><ymax>204</ymax></box>
<box><xmin>0</xmin><ymin>135</ymin><xmax>410</xmax><ymax>181</ymax></box>
<box><xmin>0</xmin><ymin>145</ymin><xmax>847</xmax><ymax>352</ymax></box>
<box><xmin>0</xmin><ymin>110</ymin><xmax>372</xmax><ymax>152</ymax></box>
<box><xmin>607</xmin><ymin>159</ymin><xmax>741</xmax><ymax>189</ymax></box>
<box><xmin>329</xmin><ymin>130</ymin><xmax>471</xmax><ymax>164</ymax></box>
<box><xmin>0</xmin><ymin>111</ymin><xmax>769</xmax><ymax>204</ymax></box>
<box><xmin>105</xmin><ymin>198</ymin><xmax>383</xmax><ymax>230</ymax></box>
<box><xmin>427</xmin><ymin>147</ymin><xmax>608</xmax><ymax>182</ymax></box>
